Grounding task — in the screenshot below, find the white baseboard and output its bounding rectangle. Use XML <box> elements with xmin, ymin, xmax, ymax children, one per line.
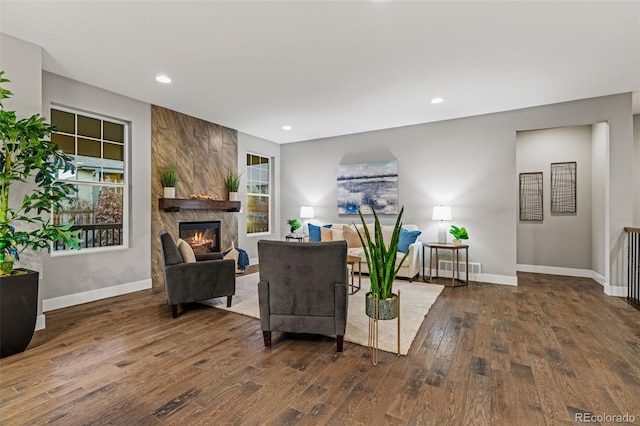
<box><xmin>43</xmin><ymin>279</ymin><xmax>152</xmax><ymax>312</ymax></box>
<box><xmin>250</xmin><ymin>257</ymin><xmax>259</xmax><ymax>266</ymax></box>
<box><xmin>35</xmin><ymin>314</ymin><xmax>46</xmax><ymax>331</ymax></box>
<box><xmin>429</xmin><ymin>270</ymin><xmax>518</xmax><ymax>286</ymax></box>
<box><xmin>591</xmin><ymin>271</ymin><xmax>606</xmax><ymax>286</ymax></box>
<box><xmin>516</xmin><ymin>264</ymin><xmax>593</xmax><ymax>278</ymax></box>
<box><xmin>604</xmin><ymin>284</ymin><xmax>627</xmax><ymax>297</ymax></box>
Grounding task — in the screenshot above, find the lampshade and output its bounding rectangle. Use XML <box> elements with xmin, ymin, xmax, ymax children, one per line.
<box><xmin>432</xmin><ymin>205</ymin><xmax>452</xmax><ymax>221</ymax></box>
<box><xmin>300</xmin><ymin>206</ymin><xmax>315</xmax><ymax>219</ymax></box>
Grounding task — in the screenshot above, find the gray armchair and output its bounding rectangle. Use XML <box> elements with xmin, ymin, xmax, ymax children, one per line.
<box><xmin>159</xmin><ymin>230</ymin><xmax>236</xmax><ymax>318</ymax></box>
<box><xmin>257</xmin><ymin>240</ymin><xmax>349</xmax><ymax>352</ymax></box>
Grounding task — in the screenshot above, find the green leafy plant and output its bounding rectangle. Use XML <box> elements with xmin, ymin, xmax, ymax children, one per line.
<box><xmin>287</xmin><ymin>218</ymin><xmax>301</xmax><ymax>233</ymax></box>
<box><xmin>225</xmin><ymin>170</ymin><xmax>242</xmax><ymax>192</ymax></box>
<box><xmin>449</xmin><ymin>225</ymin><xmax>469</xmax><ymax>240</ymax></box>
<box><xmin>0</xmin><ymin>71</ymin><xmax>82</xmax><ymax>275</ymax></box>
<box><xmin>159</xmin><ymin>165</ymin><xmax>177</xmax><ymax>187</ymax></box>
<box><xmin>356</xmin><ymin>206</ymin><xmax>408</xmax><ymax>300</ymax></box>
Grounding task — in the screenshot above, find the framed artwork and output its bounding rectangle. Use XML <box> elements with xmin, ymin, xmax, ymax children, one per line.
<box><xmin>551</xmin><ymin>162</ymin><xmax>577</xmax><ymax>213</ymax></box>
<box><xmin>519</xmin><ymin>172</ymin><xmax>543</xmax><ymax>221</ymax></box>
<box><xmin>337</xmin><ymin>160</ymin><xmax>399</xmax><ymax>215</ymax></box>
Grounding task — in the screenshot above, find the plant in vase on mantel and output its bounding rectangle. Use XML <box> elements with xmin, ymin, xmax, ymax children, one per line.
<box><xmin>0</xmin><ymin>70</ymin><xmax>82</xmax><ymax>358</ymax></box>
<box><xmin>449</xmin><ymin>225</ymin><xmax>469</xmax><ymax>246</ymax></box>
<box><xmin>160</xmin><ymin>165</ymin><xmax>178</xmax><ymax>198</ymax></box>
<box><xmin>225</xmin><ymin>170</ymin><xmax>242</xmax><ymax>201</ymax></box>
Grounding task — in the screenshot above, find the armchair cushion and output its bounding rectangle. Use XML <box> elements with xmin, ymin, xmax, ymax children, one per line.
<box><xmin>177</xmin><ymin>238</ymin><xmax>197</xmax><ymax>263</ymax></box>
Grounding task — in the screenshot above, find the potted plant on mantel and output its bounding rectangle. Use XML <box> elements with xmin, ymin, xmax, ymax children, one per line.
<box><xmin>0</xmin><ymin>71</ymin><xmax>81</xmax><ymax>358</ymax></box>
<box><xmin>225</xmin><ymin>170</ymin><xmax>241</xmax><ymax>201</ymax></box>
<box><xmin>160</xmin><ymin>165</ymin><xmax>178</xmax><ymax>199</ymax></box>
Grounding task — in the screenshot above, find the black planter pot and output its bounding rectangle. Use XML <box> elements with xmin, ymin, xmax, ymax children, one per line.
<box><xmin>0</xmin><ymin>269</ymin><xmax>39</xmax><ymax>358</ymax></box>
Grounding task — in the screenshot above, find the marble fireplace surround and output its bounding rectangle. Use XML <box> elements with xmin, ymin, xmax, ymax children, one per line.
<box><xmin>151</xmin><ymin>105</ymin><xmax>239</xmax><ymax>288</ymax></box>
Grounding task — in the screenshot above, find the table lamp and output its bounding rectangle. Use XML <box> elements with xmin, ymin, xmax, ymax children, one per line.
<box><xmin>432</xmin><ymin>205</ymin><xmax>452</xmax><ymax>244</ymax></box>
<box><xmin>300</xmin><ymin>206</ymin><xmax>314</xmax><ymax>236</ymax></box>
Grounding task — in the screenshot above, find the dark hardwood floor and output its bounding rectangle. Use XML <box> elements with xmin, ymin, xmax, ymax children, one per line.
<box><xmin>1</xmin><ymin>272</ymin><xmax>639</xmax><ymax>425</ymax></box>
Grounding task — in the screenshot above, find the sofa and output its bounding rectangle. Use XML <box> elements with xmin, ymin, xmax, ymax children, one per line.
<box><xmin>308</xmin><ymin>222</ymin><xmax>422</xmax><ymax>281</ymax></box>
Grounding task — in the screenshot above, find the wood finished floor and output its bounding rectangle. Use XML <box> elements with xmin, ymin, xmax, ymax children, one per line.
<box><xmin>1</xmin><ymin>272</ymin><xmax>639</xmax><ymax>425</ymax></box>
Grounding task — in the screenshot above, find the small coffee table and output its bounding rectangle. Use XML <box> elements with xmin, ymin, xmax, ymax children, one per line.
<box><xmin>347</xmin><ymin>255</ymin><xmax>362</xmax><ymax>294</ymax></box>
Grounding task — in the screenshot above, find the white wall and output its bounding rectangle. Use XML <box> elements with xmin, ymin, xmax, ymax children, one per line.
<box><xmin>280</xmin><ymin>93</ymin><xmax>634</xmax><ymax>288</ymax></box>
<box><xmin>237</xmin><ymin>132</ymin><xmax>281</xmax><ymax>261</ymax></box>
<box><xmin>591</xmin><ymin>123</ymin><xmax>609</xmax><ymax>281</ymax></box>
<box><xmin>41</xmin><ymin>72</ymin><xmax>152</xmax><ymax>306</ymax></box>
<box><xmin>634</xmin><ymin>115</ymin><xmax>640</xmax><ymax>225</ymax></box>
<box><xmin>516</xmin><ymin>126</ymin><xmax>593</xmax><ymax>270</ymax></box>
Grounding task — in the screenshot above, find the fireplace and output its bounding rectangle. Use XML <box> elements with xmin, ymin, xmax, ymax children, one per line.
<box><xmin>179</xmin><ymin>221</ymin><xmax>221</xmax><ymax>254</ymax></box>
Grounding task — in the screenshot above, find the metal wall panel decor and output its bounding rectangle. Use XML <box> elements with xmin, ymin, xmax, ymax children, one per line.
<box><xmin>550</xmin><ymin>161</ymin><xmax>577</xmax><ymax>213</ymax></box>
<box><xmin>519</xmin><ymin>172</ymin><xmax>543</xmax><ymax>221</ymax></box>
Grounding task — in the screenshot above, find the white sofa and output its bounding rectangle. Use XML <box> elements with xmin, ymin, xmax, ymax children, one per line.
<box><xmin>322</xmin><ymin>223</ymin><xmax>422</xmax><ymax>281</ymax></box>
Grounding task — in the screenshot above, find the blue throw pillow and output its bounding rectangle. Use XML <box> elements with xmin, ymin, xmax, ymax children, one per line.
<box><xmin>398</xmin><ymin>228</ymin><xmax>421</xmax><ymax>253</ymax></box>
<box><xmin>308</xmin><ymin>223</ymin><xmax>332</xmax><ymax>242</ymax></box>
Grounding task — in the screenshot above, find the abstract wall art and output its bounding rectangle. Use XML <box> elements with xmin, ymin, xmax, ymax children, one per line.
<box><xmin>551</xmin><ymin>161</ymin><xmax>577</xmax><ymax>213</ymax></box>
<box><xmin>337</xmin><ymin>160</ymin><xmax>399</xmax><ymax>215</ymax></box>
<box><xmin>519</xmin><ymin>172</ymin><xmax>543</xmax><ymax>221</ymax></box>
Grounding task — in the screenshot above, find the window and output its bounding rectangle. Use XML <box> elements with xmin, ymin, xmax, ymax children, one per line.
<box><xmin>50</xmin><ymin>107</ymin><xmax>127</xmax><ymax>251</ymax></box>
<box><xmin>246</xmin><ymin>153</ymin><xmax>270</xmax><ymax>234</ymax></box>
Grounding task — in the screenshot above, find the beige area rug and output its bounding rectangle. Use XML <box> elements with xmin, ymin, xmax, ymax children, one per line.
<box><xmin>203</xmin><ymin>273</ymin><xmax>444</xmax><ymax>355</ymax></box>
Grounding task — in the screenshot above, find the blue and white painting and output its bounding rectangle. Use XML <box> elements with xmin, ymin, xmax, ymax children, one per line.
<box><xmin>337</xmin><ymin>160</ymin><xmax>399</xmax><ymax>215</ymax></box>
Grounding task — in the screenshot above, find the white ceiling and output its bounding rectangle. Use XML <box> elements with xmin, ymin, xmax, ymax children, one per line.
<box><xmin>1</xmin><ymin>1</ymin><xmax>639</xmax><ymax>144</ymax></box>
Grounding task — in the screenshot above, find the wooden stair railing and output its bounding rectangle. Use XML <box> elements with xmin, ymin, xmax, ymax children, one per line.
<box><xmin>625</xmin><ymin>227</ymin><xmax>640</xmax><ymax>310</ymax></box>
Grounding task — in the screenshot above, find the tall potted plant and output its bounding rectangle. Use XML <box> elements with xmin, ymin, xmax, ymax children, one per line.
<box><xmin>0</xmin><ymin>71</ymin><xmax>81</xmax><ymax>358</ymax></box>
<box><xmin>356</xmin><ymin>206</ymin><xmax>409</xmax><ymax>320</ymax></box>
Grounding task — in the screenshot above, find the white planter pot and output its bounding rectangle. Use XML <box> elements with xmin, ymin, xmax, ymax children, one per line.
<box><xmin>229</xmin><ymin>192</ymin><xmax>238</xmax><ymax>201</ymax></box>
<box><xmin>163</xmin><ymin>187</ymin><xmax>176</xmax><ymax>198</ymax></box>
<box><xmin>452</xmin><ymin>239</ymin><xmax>463</xmax><ymax>246</ymax></box>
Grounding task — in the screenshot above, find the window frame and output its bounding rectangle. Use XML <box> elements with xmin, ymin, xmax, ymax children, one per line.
<box><xmin>246</xmin><ymin>152</ymin><xmax>271</xmax><ymax>236</ymax></box>
<box><xmin>49</xmin><ymin>104</ymin><xmax>129</xmax><ymax>255</ymax></box>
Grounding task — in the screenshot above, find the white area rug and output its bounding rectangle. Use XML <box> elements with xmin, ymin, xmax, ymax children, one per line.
<box><xmin>203</xmin><ymin>272</ymin><xmax>444</xmax><ymax>355</ymax></box>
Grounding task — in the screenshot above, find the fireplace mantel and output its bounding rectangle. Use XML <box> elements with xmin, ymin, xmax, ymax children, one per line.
<box><xmin>158</xmin><ymin>198</ymin><xmax>241</xmax><ymax>212</ymax></box>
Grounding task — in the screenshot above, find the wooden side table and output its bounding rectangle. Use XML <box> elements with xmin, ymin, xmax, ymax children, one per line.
<box><xmin>423</xmin><ymin>242</ymin><xmax>469</xmax><ymax>287</ymax></box>
<box><xmin>347</xmin><ymin>255</ymin><xmax>362</xmax><ymax>294</ymax></box>
<box><xmin>285</xmin><ymin>235</ymin><xmax>308</xmax><ymax>242</ymax></box>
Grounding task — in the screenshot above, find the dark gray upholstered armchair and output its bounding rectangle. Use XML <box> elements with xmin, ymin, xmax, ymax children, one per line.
<box><xmin>159</xmin><ymin>230</ymin><xmax>236</xmax><ymax>318</ymax></box>
<box><xmin>257</xmin><ymin>240</ymin><xmax>349</xmax><ymax>352</ymax></box>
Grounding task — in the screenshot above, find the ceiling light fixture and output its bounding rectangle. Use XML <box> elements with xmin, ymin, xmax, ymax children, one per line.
<box><xmin>431</xmin><ymin>97</ymin><xmax>444</xmax><ymax>104</ymax></box>
<box><xmin>155</xmin><ymin>75</ymin><xmax>171</xmax><ymax>84</ymax></box>
<box><xmin>282</xmin><ymin>125</ymin><xmax>292</xmax><ymax>131</ymax></box>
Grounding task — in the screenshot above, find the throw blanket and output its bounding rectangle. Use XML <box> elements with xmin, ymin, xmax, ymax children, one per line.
<box><xmin>223</xmin><ymin>246</ymin><xmax>250</xmax><ymax>271</ymax></box>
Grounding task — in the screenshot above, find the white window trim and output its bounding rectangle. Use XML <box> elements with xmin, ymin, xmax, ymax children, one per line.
<box><xmin>49</xmin><ymin>105</ymin><xmax>129</xmax><ymax>254</ymax></box>
<box><xmin>246</xmin><ymin>152</ymin><xmax>271</xmax><ymax>235</ymax></box>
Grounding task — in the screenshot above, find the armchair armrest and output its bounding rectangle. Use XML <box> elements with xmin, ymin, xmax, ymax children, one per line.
<box><xmin>196</xmin><ymin>252</ymin><xmax>224</xmax><ymax>261</ymax></box>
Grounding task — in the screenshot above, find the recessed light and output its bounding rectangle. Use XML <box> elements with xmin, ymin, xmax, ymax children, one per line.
<box><xmin>282</xmin><ymin>125</ymin><xmax>292</xmax><ymax>131</ymax></box>
<box><xmin>156</xmin><ymin>75</ymin><xmax>171</xmax><ymax>84</ymax></box>
<box><xmin>431</xmin><ymin>97</ymin><xmax>444</xmax><ymax>104</ymax></box>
